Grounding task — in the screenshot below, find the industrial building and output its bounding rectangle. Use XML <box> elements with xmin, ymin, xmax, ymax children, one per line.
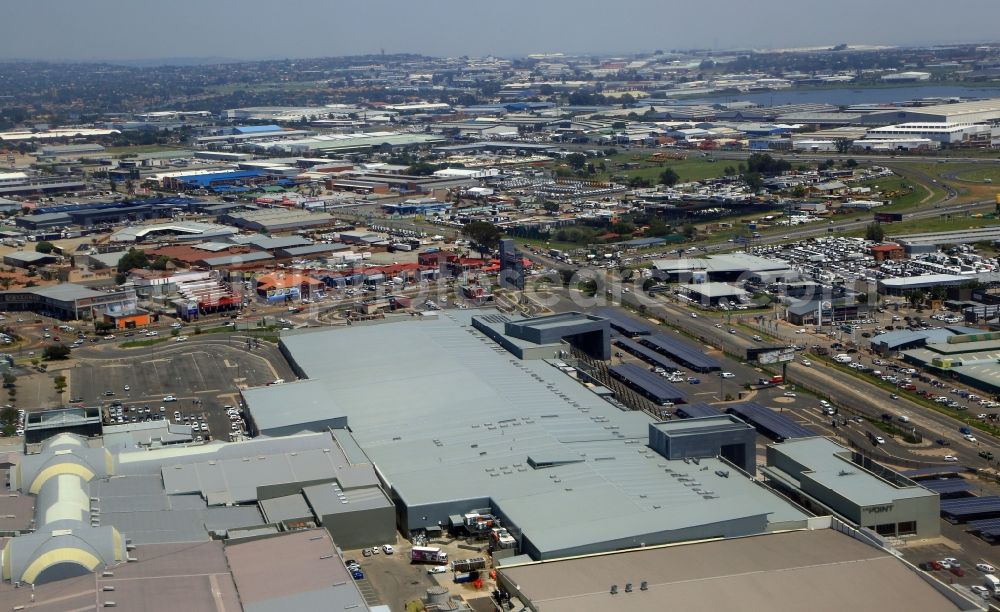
<box><xmin>651</xmin><ymin>253</ymin><xmax>792</xmax><ymax>283</ymax></box>
<box><xmin>243</xmin><ymin>310</ymin><xmax>810</xmax><ymax>560</ymax></box>
<box><xmin>763</xmin><ymin>437</ymin><xmax>940</xmax><ymax>538</ymax></box>
<box><xmin>219</xmin><ymin>208</ymin><xmax>334</xmax><ymax>232</ymax></box>
<box><xmin>891</xmin><ymin>226</ymin><xmax>1000</xmax><ymax>254</ymax></box>
<box><xmin>902</xmin><ymin>330</ymin><xmax>1000</xmax><ymax>395</ymax></box>
<box><xmin>495</xmin><ymin>526</ymin><xmax>978</xmax><ymax>612</ymax></box>
<box><xmin>861</xmin><ymin>98</ymin><xmax>1000</xmax><ymax>125</ymax></box>
<box><xmin>1</xmin><ymin>427</ymin><xmax>395</xmax><ymax>588</ymax></box>
<box><xmin>0</xmin><ymin>283</ymin><xmax>138</xmax><ymax>321</ymax></box>
<box><xmin>110</xmin><ymin>220</ymin><xmax>237</xmax><ymax>243</ymax></box>
<box><xmin>863</xmin><ymin>122</ymin><xmax>998</xmax><ymax>146</ymax></box>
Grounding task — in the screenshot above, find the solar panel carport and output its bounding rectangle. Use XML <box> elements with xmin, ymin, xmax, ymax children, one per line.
<box><xmin>613</xmin><ymin>337</ymin><xmax>681</xmax><ymax>371</ymax></box>
<box><xmin>675</xmin><ymin>403</ymin><xmax>722</xmax><ymax>419</ymax></box>
<box><xmin>607</xmin><ymin>363</ymin><xmax>686</xmax><ymax>405</ymax></box>
<box><xmin>727</xmin><ymin>402</ymin><xmax>815</xmax><ymax>441</ymax></box>
<box><xmin>594</xmin><ymin>307</ymin><xmax>653</xmax><ymax>337</ymax></box>
<box><xmin>940</xmin><ymin>496</ymin><xmax>1000</xmax><ymax>521</ymax></box>
<box><xmin>968</xmin><ymin>518</ymin><xmax>1000</xmax><ymax>539</ymax></box>
<box><xmin>639</xmin><ymin>334</ymin><xmax>720</xmax><ymax>372</ymax></box>
<box><xmin>918</xmin><ymin>479</ymin><xmax>972</xmax><ymax>496</ymax></box>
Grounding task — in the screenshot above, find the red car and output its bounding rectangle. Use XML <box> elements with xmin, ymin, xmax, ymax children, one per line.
<box><xmin>931</xmin><ymin>561</ymin><xmax>942</xmax><ymax>570</ymax></box>
<box><xmin>950</xmin><ymin>566</ymin><xmax>965</xmax><ymax>577</ymax></box>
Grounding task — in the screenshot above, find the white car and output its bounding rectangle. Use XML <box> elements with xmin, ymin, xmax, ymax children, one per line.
<box><xmin>874</xmin><ymin>436</ymin><xmax>885</xmax><ymax>445</ymax></box>
<box><xmin>801</xmin><ymin>359</ymin><xmax>812</xmax><ymax>367</ymax></box>
<box><xmin>171</xmin><ymin>322</ymin><xmax>183</xmax><ymax>328</ymax></box>
<box><xmin>971</xmin><ymin>585</ymin><xmax>989</xmax><ymax>597</ymax></box>
<box><xmin>427</xmin><ymin>566</ymin><xmax>448</xmax><ymax>574</ymax></box>
<box><xmin>964</xmin><ymin>434</ymin><xmax>977</xmax><ymax>443</ymax></box>
<box><xmin>783</xmin><ymin>392</ymin><xmax>797</xmax><ymax>398</ymax></box>
<box><xmin>381</xmin><ymin>544</ymin><xmax>394</xmax><ymax>555</ymax></box>
<box><xmin>175</xmin><ymin>336</ymin><xmax>189</xmax><ymax>342</ymax></box>
<box><xmin>944</xmin><ymin>455</ymin><xmax>958</xmax><ymax>462</ymax></box>
<box><xmin>162</xmin><ymin>395</ymin><xmax>178</xmax><ymax>402</ymax></box>
<box><xmin>977</xmin><ymin>563</ymin><xmax>995</xmax><ymax>573</ymax></box>
<box><xmin>690</xmin><ymin>312</ymin><xmax>698</xmax><ymax>318</ymax></box>
<box><xmin>721</xmin><ymin>372</ymin><xmax>735</xmax><ymax>378</ymax></box>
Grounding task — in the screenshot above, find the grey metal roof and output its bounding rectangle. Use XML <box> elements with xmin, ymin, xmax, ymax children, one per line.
<box><xmin>230</xmin><ymin>235</ymin><xmax>313</xmax><ymax>250</ymax></box>
<box><xmin>766</xmin><ymin>438</ymin><xmax>935</xmax><ymax>507</ymax></box>
<box><xmin>302</xmin><ymin>481</ymin><xmax>393</xmax><ymax>517</ymax></box>
<box><xmin>3</xmin><ymin>282</ymin><xmax>105</xmax><ymax>302</ymax></box>
<box><xmin>261</xmin><ymin>310</ymin><xmax>809</xmax><ymax>557</ymax></box>
<box><xmin>4</xmin><ymin>250</ymin><xmax>57</xmax><ymax>264</ymax></box>
<box><xmin>259</xmin><ymin>493</ymin><xmax>314</xmax><ymax>523</ymax></box>
<box><xmin>160</xmin><ymin>444</ymin><xmax>377</xmax><ymax>504</ymax></box>
<box><xmin>201</xmin><ymin>251</ymin><xmax>274</xmax><ymax>266</ymax></box>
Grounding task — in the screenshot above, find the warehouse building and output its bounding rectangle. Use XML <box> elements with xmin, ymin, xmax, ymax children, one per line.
<box><xmin>495</xmin><ymin>526</ymin><xmax>977</xmax><ymax>612</ymax></box>
<box><xmin>2</xmin><ymin>250</ymin><xmax>61</xmax><ymax>268</ymax></box>
<box><xmin>902</xmin><ymin>330</ymin><xmax>1000</xmax><ymax>395</ymax></box>
<box><xmin>892</xmin><ymin>226</ymin><xmax>1000</xmax><ymax>254</ymax></box>
<box><xmin>245</xmin><ymin>310</ymin><xmax>810</xmax><ymax>560</ymax></box>
<box><xmin>860</xmin><ymin>98</ymin><xmax>1000</xmax><ymax>125</ymax></box>
<box><xmin>110</xmin><ymin>220</ymin><xmax>237</xmax><ymax>243</ymax></box>
<box><xmin>651</xmin><ymin>253</ymin><xmax>792</xmax><ymax>283</ymax></box>
<box><xmin>220</xmin><ymin>208</ymin><xmax>334</xmax><ymax>232</ymax></box>
<box><xmin>0</xmin><ymin>283</ymin><xmax>138</xmax><ymax>320</ymax></box>
<box><xmin>863</xmin><ymin>122</ymin><xmax>998</xmax><ymax>146</ymax></box>
<box><xmin>763</xmin><ymin>437</ymin><xmax>940</xmax><ymax>538</ymax></box>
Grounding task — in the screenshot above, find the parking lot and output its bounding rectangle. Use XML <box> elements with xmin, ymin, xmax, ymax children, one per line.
<box><xmin>71</xmin><ymin>337</ymin><xmax>294</xmax><ymax>441</ymax></box>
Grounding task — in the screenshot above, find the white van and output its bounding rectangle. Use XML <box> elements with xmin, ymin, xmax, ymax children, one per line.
<box><xmin>984</xmin><ymin>574</ymin><xmax>1000</xmax><ymax>593</ymax></box>
<box><xmin>834</xmin><ymin>354</ymin><xmax>852</xmax><ymax>364</ymax></box>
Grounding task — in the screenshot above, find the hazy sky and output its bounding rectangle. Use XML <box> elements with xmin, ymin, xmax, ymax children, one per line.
<box><xmin>5</xmin><ymin>0</ymin><xmax>1000</xmax><ymax>62</ymax></box>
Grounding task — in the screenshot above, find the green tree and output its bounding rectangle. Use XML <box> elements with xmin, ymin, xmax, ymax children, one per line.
<box><xmin>566</xmin><ymin>153</ymin><xmax>587</xmax><ymax>171</ymax></box>
<box><xmin>742</xmin><ymin>172</ymin><xmax>764</xmax><ymax>193</ymax></box>
<box><xmin>150</xmin><ymin>255</ymin><xmax>171</xmax><ymax>271</ymax></box>
<box><xmin>42</xmin><ymin>344</ymin><xmax>71</xmax><ymax>360</ymax></box>
<box><xmin>35</xmin><ymin>241</ymin><xmax>55</xmax><ymax>254</ymax></box>
<box><xmin>461</xmin><ymin>221</ymin><xmax>502</xmax><ymax>257</ymax></box>
<box><xmin>94</xmin><ymin>320</ymin><xmax>115</xmax><ymax>334</ymax></box>
<box><xmin>865</xmin><ymin>222</ymin><xmax>885</xmax><ymax>242</ymax></box>
<box><xmin>542</xmin><ymin>201</ymin><xmax>560</xmax><ymax>213</ymax></box>
<box><xmin>0</xmin><ymin>405</ymin><xmax>16</xmax><ymax>425</ymax></box>
<box><xmin>681</xmin><ymin>224</ymin><xmax>697</xmax><ymax>239</ymax></box>
<box><xmin>844</xmin><ymin>158</ymin><xmax>858</xmax><ymax>168</ymax></box>
<box><xmin>116</xmin><ymin>248</ymin><xmax>149</xmax><ymax>273</ymax></box>
<box><xmin>2</xmin><ymin>372</ymin><xmax>15</xmax><ymax>388</ymax></box>
<box><xmin>834</xmin><ymin>138</ymin><xmax>853</xmax><ymax>154</ymax></box>
<box><xmin>659</xmin><ymin>168</ymin><xmax>680</xmax><ymax>187</ymax></box>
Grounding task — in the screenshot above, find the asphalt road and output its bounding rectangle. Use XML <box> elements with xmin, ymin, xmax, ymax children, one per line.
<box><xmin>528</xmin><ymin>284</ymin><xmax>998</xmax><ymax>469</ymax></box>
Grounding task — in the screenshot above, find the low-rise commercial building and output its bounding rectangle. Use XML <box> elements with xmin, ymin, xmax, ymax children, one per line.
<box><xmin>763</xmin><ymin>437</ymin><xmax>940</xmax><ymax>538</ymax></box>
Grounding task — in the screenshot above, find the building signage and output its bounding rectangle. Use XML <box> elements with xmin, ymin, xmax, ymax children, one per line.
<box><xmin>864</xmin><ymin>504</ymin><xmax>894</xmax><ymax>514</ymax></box>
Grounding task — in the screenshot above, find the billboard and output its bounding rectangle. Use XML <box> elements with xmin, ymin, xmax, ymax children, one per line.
<box><xmin>757</xmin><ymin>348</ymin><xmax>795</xmax><ymax>364</ymax></box>
<box><xmin>873</xmin><ymin>212</ymin><xmax>903</xmax><ymax>223</ymax></box>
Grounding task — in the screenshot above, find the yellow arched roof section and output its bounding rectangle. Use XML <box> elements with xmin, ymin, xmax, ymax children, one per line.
<box><xmin>29</xmin><ymin>463</ymin><xmax>95</xmax><ymax>494</ymax></box>
<box><xmin>20</xmin><ymin>548</ymin><xmax>101</xmax><ymax>584</ymax></box>
<box><xmin>2</xmin><ymin>539</ymin><xmax>12</xmax><ymax>581</ymax></box>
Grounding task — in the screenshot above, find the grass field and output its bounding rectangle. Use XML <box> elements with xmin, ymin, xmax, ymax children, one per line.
<box><xmin>848</xmin><ymin>212</ymin><xmax>996</xmax><ymax>237</ymax></box>
<box><xmin>890</xmin><ymin>161</ymin><xmax>1000</xmax><ymax>205</ymax></box>
<box><xmin>953</xmin><ymin>166</ymin><xmax>1000</xmax><ymax>183</ymax></box>
<box><xmin>591</xmin><ymin>152</ymin><xmax>730</xmax><ymax>184</ymax></box>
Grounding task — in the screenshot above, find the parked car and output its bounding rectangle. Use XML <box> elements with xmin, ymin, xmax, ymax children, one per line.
<box><xmin>976</xmin><ymin>563</ymin><xmax>996</xmax><ymax>573</ymax></box>
<box><xmin>382</xmin><ymin>544</ymin><xmax>394</xmax><ymax>555</ymax></box>
<box><xmin>428</xmin><ymin>566</ymin><xmax>448</xmax><ymax>574</ymax></box>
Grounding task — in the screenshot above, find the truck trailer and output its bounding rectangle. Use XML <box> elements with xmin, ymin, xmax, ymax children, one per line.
<box><xmin>411</xmin><ymin>546</ymin><xmax>448</xmax><ymax>564</ymax></box>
